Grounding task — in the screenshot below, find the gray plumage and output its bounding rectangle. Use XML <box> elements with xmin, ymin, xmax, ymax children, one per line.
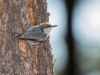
<box><xmin>20</xmin><ymin>26</ymin><xmax>47</xmax><ymax>41</ymax></box>
<box><xmin>12</xmin><ymin>23</ymin><xmax>57</xmax><ymax>45</ymax></box>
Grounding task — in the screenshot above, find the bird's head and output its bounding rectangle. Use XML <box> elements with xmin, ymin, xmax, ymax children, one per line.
<box><xmin>40</xmin><ymin>23</ymin><xmax>57</xmax><ymax>34</ymax></box>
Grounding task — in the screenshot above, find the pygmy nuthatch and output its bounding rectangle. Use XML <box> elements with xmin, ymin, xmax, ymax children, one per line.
<box><xmin>12</xmin><ymin>22</ymin><xmax>57</xmax><ymax>45</ymax></box>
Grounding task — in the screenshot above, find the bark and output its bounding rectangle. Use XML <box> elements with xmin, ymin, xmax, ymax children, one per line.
<box><xmin>0</xmin><ymin>0</ymin><xmax>54</xmax><ymax>75</ymax></box>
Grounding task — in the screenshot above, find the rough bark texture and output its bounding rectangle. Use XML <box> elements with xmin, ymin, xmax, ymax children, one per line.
<box><xmin>0</xmin><ymin>0</ymin><xmax>54</xmax><ymax>75</ymax></box>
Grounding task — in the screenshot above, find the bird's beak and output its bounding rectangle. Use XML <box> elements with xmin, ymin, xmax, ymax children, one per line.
<box><xmin>51</xmin><ymin>25</ymin><xmax>58</xmax><ymax>27</ymax></box>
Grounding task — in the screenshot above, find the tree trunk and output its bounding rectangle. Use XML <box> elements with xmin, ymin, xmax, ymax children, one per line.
<box><xmin>0</xmin><ymin>0</ymin><xmax>54</xmax><ymax>75</ymax></box>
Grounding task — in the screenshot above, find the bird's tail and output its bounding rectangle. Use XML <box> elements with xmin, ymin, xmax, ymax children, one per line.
<box><xmin>12</xmin><ymin>33</ymin><xmax>20</xmax><ymax>39</ymax></box>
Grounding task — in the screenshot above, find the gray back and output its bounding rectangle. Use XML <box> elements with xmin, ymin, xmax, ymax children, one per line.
<box><xmin>20</xmin><ymin>26</ymin><xmax>47</xmax><ymax>41</ymax></box>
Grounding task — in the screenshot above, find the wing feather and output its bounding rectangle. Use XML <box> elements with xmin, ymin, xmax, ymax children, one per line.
<box><xmin>20</xmin><ymin>27</ymin><xmax>47</xmax><ymax>41</ymax></box>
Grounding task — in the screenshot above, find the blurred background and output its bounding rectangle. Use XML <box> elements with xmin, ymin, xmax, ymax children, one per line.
<box><xmin>47</xmin><ymin>0</ymin><xmax>68</xmax><ymax>75</ymax></box>
<box><xmin>47</xmin><ymin>0</ymin><xmax>100</xmax><ymax>75</ymax></box>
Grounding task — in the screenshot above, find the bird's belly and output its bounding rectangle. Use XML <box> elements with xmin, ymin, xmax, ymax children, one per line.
<box><xmin>26</xmin><ymin>40</ymin><xmax>40</xmax><ymax>45</ymax></box>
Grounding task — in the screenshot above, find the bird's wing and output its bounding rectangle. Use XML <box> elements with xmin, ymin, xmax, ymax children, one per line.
<box><xmin>20</xmin><ymin>27</ymin><xmax>47</xmax><ymax>41</ymax></box>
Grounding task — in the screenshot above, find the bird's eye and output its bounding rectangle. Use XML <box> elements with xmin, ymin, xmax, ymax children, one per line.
<box><xmin>47</xmin><ymin>25</ymin><xmax>50</xmax><ymax>27</ymax></box>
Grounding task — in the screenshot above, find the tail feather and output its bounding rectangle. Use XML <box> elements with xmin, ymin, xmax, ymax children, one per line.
<box><xmin>12</xmin><ymin>33</ymin><xmax>20</xmax><ymax>39</ymax></box>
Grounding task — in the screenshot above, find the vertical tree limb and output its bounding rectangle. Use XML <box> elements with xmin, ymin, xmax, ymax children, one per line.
<box><xmin>0</xmin><ymin>0</ymin><xmax>54</xmax><ymax>75</ymax></box>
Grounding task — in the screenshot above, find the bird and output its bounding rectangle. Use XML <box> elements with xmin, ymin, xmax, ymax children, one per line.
<box><xmin>12</xmin><ymin>22</ymin><xmax>57</xmax><ymax>45</ymax></box>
